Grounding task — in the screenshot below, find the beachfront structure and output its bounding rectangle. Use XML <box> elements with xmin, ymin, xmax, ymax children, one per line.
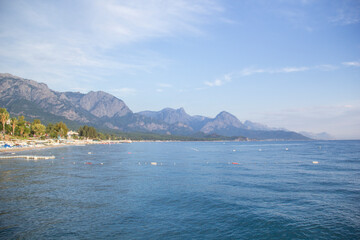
<box><xmin>67</xmin><ymin>130</ymin><xmax>79</xmax><ymax>138</ymax></box>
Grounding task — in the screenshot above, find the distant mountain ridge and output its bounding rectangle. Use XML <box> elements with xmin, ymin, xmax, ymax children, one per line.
<box><xmin>0</xmin><ymin>73</ymin><xmax>310</xmax><ymax>140</ymax></box>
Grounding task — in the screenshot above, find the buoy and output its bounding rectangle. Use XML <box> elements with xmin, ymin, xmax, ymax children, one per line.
<box><xmin>128</xmin><ymin>152</ymin><xmax>132</xmax><ymax>154</ymax></box>
<box><xmin>232</xmin><ymin>162</ymin><xmax>239</xmax><ymax>165</ymax></box>
<box><xmin>85</xmin><ymin>162</ymin><xmax>92</xmax><ymax>165</ymax></box>
<box><xmin>259</xmin><ymin>149</ymin><xmax>262</xmax><ymax>152</ymax></box>
<box><xmin>313</xmin><ymin>161</ymin><xmax>319</xmax><ymax>164</ymax></box>
<box><xmin>233</xmin><ymin>149</ymin><xmax>236</xmax><ymax>152</ymax></box>
<box><xmin>88</xmin><ymin>152</ymin><xmax>92</xmax><ymax>154</ymax></box>
<box><xmin>151</xmin><ymin>162</ymin><xmax>157</xmax><ymax>166</ymax></box>
<box><xmin>100</xmin><ymin>163</ymin><xmax>104</xmax><ymax>165</ymax></box>
<box><xmin>285</xmin><ymin>148</ymin><xmax>288</xmax><ymax>151</ymax></box>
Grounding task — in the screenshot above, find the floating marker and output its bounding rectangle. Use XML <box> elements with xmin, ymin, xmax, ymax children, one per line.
<box><xmin>285</xmin><ymin>148</ymin><xmax>288</xmax><ymax>151</ymax></box>
<box><xmin>100</xmin><ymin>163</ymin><xmax>104</xmax><ymax>165</ymax></box>
<box><xmin>85</xmin><ymin>162</ymin><xmax>92</xmax><ymax>165</ymax></box>
<box><xmin>88</xmin><ymin>152</ymin><xmax>92</xmax><ymax>154</ymax></box>
<box><xmin>259</xmin><ymin>149</ymin><xmax>262</xmax><ymax>152</ymax></box>
<box><xmin>232</xmin><ymin>162</ymin><xmax>239</xmax><ymax>165</ymax></box>
<box><xmin>151</xmin><ymin>162</ymin><xmax>157</xmax><ymax>166</ymax></box>
<box><xmin>233</xmin><ymin>149</ymin><xmax>236</xmax><ymax>152</ymax></box>
<box><xmin>313</xmin><ymin>161</ymin><xmax>319</xmax><ymax>164</ymax></box>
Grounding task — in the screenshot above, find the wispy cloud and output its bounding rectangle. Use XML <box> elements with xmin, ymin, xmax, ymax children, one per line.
<box><xmin>343</xmin><ymin>61</ymin><xmax>360</xmax><ymax>67</ymax></box>
<box><xmin>203</xmin><ymin>63</ymin><xmax>345</xmax><ymax>88</ymax></box>
<box><xmin>203</xmin><ymin>65</ymin><xmax>312</xmax><ymax>87</ymax></box>
<box><xmin>330</xmin><ymin>3</ymin><xmax>360</xmax><ymax>25</ymax></box>
<box><xmin>0</xmin><ymin>0</ymin><xmax>223</xmax><ymax>89</ymax></box>
<box><xmin>204</xmin><ymin>74</ymin><xmax>232</xmax><ymax>87</ymax></box>
<box><xmin>239</xmin><ymin>66</ymin><xmax>309</xmax><ymax>77</ymax></box>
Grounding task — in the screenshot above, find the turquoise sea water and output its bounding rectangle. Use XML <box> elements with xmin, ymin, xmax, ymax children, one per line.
<box><xmin>0</xmin><ymin>141</ymin><xmax>359</xmax><ymax>239</ymax></box>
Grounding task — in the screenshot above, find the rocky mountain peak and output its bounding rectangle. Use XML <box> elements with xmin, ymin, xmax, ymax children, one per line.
<box><xmin>214</xmin><ymin>111</ymin><xmax>244</xmax><ymax>127</ymax></box>
<box><xmin>158</xmin><ymin>107</ymin><xmax>191</xmax><ymax>124</ymax></box>
<box><xmin>79</xmin><ymin>91</ymin><xmax>132</xmax><ymax>118</ymax></box>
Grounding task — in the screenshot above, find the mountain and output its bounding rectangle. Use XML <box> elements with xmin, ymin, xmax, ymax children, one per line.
<box><xmin>138</xmin><ymin>109</ymin><xmax>308</xmax><ymax>140</ymax></box>
<box><xmin>200</xmin><ymin>111</ymin><xmax>245</xmax><ymax>133</ymax></box>
<box><xmin>0</xmin><ymin>73</ymin><xmax>130</xmax><ymax>125</ymax></box>
<box><xmin>138</xmin><ymin>108</ymin><xmax>211</xmax><ymax>131</ymax></box>
<box><xmin>0</xmin><ymin>73</ymin><xmax>310</xmax><ymax>140</ymax></box>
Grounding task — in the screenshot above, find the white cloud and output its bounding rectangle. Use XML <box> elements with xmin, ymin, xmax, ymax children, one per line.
<box><xmin>239</xmin><ymin>66</ymin><xmax>309</xmax><ymax>77</ymax></box>
<box><xmin>204</xmin><ymin>74</ymin><xmax>231</xmax><ymax>87</ymax></box>
<box><xmin>92</xmin><ymin>0</ymin><xmax>223</xmax><ymax>45</ymax></box>
<box><xmin>0</xmin><ymin>0</ymin><xmax>223</xmax><ymax>89</ymax></box>
<box><xmin>343</xmin><ymin>61</ymin><xmax>360</xmax><ymax>67</ymax></box>
<box><xmin>240</xmin><ymin>68</ymin><xmax>266</xmax><ymax>76</ymax></box>
<box><xmin>278</xmin><ymin>67</ymin><xmax>309</xmax><ymax>73</ymax></box>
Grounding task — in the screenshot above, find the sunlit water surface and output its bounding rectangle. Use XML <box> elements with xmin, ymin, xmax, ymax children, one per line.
<box><xmin>1</xmin><ymin>141</ymin><xmax>359</xmax><ymax>239</ymax></box>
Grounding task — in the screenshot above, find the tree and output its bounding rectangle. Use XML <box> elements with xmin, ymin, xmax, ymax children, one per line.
<box><xmin>10</xmin><ymin>117</ymin><xmax>18</xmax><ymax>136</ymax></box>
<box><xmin>31</xmin><ymin>123</ymin><xmax>46</xmax><ymax>137</ymax></box>
<box><xmin>17</xmin><ymin>116</ymin><xmax>26</xmax><ymax>136</ymax></box>
<box><xmin>54</xmin><ymin>122</ymin><xmax>68</xmax><ymax>138</ymax></box>
<box><xmin>33</xmin><ymin>119</ymin><xmax>41</xmax><ymax>125</ymax></box>
<box><xmin>78</xmin><ymin>125</ymin><xmax>98</xmax><ymax>139</ymax></box>
<box><xmin>46</xmin><ymin>123</ymin><xmax>56</xmax><ymax>138</ymax></box>
<box><xmin>0</xmin><ymin>108</ymin><xmax>10</xmax><ymax>134</ymax></box>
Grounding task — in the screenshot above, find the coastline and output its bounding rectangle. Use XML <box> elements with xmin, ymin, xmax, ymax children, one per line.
<box><xmin>0</xmin><ymin>139</ymin><xmax>130</xmax><ymax>154</ymax></box>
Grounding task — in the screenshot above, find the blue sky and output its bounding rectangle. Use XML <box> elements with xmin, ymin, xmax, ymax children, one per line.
<box><xmin>0</xmin><ymin>0</ymin><xmax>359</xmax><ymax>139</ymax></box>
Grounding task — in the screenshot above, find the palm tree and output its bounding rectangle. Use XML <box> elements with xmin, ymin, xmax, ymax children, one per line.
<box><xmin>11</xmin><ymin>117</ymin><xmax>18</xmax><ymax>136</ymax></box>
<box><xmin>0</xmin><ymin>108</ymin><xmax>10</xmax><ymax>134</ymax></box>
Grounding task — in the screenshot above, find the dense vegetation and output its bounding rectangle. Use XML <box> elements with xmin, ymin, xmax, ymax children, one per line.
<box><xmin>0</xmin><ymin>107</ymin><xmax>69</xmax><ymax>140</ymax></box>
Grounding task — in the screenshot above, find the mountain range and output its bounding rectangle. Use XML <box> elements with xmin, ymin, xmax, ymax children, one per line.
<box><xmin>0</xmin><ymin>73</ymin><xmax>311</xmax><ymax>140</ymax></box>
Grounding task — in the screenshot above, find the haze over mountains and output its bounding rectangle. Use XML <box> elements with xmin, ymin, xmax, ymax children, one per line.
<box><xmin>0</xmin><ymin>73</ymin><xmax>312</xmax><ymax>140</ymax></box>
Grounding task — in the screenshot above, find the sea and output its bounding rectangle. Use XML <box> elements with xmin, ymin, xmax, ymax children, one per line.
<box><xmin>0</xmin><ymin>140</ymin><xmax>359</xmax><ymax>239</ymax></box>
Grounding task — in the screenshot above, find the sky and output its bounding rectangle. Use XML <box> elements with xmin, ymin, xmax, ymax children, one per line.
<box><xmin>0</xmin><ymin>0</ymin><xmax>359</xmax><ymax>139</ymax></box>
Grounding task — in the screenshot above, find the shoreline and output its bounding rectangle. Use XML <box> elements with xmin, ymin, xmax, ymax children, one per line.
<box><xmin>0</xmin><ymin>139</ymin><xmax>129</xmax><ymax>154</ymax></box>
